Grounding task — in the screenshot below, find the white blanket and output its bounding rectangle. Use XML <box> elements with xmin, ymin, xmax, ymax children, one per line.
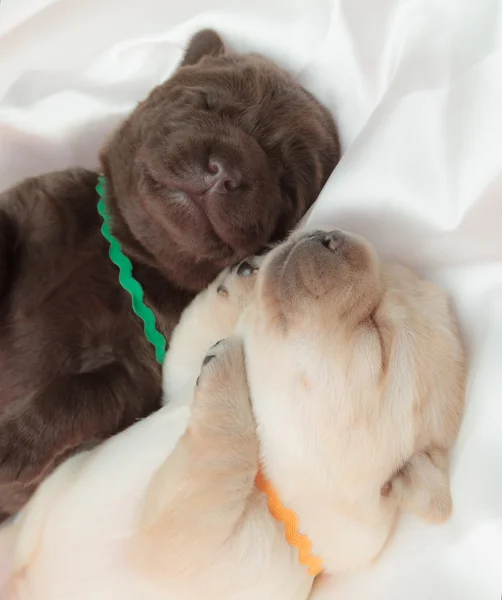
<box><xmin>1</xmin><ymin>0</ymin><xmax>501</xmax><ymax>597</ymax></box>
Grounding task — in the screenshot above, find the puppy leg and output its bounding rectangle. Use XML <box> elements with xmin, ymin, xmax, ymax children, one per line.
<box><xmin>162</xmin><ymin>252</ymin><xmax>268</xmax><ymax>408</ymax></box>
<box><xmin>0</xmin><ymin>212</ymin><xmax>16</xmax><ymax>299</ymax></box>
<box><xmin>139</xmin><ymin>337</ymin><xmax>258</xmax><ymax>575</ymax></box>
<box><xmin>0</xmin><ymin>362</ymin><xmax>160</xmax><ymax>490</ymax></box>
<box><xmin>388</xmin><ymin>448</ymin><xmax>452</xmax><ymax>523</ymax></box>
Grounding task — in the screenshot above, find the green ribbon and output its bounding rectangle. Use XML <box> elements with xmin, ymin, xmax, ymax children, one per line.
<box><xmin>96</xmin><ymin>175</ymin><xmax>167</xmax><ymax>364</ymax></box>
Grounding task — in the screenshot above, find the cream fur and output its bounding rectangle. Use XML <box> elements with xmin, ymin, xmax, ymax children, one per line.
<box><xmin>0</xmin><ymin>230</ymin><xmax>466</xmax><ymax>600</ymax></box>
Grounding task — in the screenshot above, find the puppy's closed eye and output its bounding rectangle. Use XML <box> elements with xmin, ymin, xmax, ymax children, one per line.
<box><xmin>386</xmin><ymin>448</ymin><xmax>452</xmax><ymax>523</ymax></box>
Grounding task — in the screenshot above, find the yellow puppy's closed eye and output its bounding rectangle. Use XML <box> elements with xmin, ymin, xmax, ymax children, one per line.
<box><xmin>388</xmin><ymin>448</ymin><xmax>452</xmax><ymax>523</ymax></box>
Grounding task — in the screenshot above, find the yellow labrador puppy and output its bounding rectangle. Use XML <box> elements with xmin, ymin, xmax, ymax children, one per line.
<box><xmin>239</xmin><ymin>229</ymin><xmax>466</xmax><ymax>576</ymax></box>
<box><xmin>0</xmin><ymin>230</ymin><xmax>465</xmax><ymax>600</ymax></box>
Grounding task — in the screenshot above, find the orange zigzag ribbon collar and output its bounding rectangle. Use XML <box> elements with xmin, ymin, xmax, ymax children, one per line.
<box><xmin>255</xmin><ymin>470</ymin><xmax>323</xmax><ymax>577</ymax></box>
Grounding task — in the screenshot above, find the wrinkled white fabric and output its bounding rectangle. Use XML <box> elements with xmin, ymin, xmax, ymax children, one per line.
<box><xmin>1</xmin><ymin>0</ymin><xmax>501</xmax><ymax>598</ymax></box>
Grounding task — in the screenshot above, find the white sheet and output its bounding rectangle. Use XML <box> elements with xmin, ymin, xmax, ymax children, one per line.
<box><xmin>1</xmin><ymin>0</ymin><xmax>501</xmax><ymax>597</ymax></box>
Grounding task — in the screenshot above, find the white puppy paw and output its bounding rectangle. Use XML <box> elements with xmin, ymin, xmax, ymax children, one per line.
<box><xmin>190</xmin><ymin>337</ymin><xmax>256</xmax><ymax>451</ymax></box>
<box><xmin>210</xmin><ymin>251</ymin><xmax>269</xmax><ymax>308</ymax></box>
<box><xmin>162</xmin><ymin>249</ymin><xmax>272</xmax><ymax>408</ymax></box>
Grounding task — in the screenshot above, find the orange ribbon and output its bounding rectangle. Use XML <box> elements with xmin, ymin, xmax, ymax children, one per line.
<box><xmin>255</xmin><ymin>470</ymin><xmax>323</xmax><ymax>577</ymax></box>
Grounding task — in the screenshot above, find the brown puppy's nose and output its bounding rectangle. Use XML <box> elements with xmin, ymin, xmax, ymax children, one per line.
<box><xmin>321</xmin><ymin>230</ymin><xmax>345</xmax><ymax>252</ymax></box>
<box><xmin>206</xmin><ymin>158</ymin><xmax>242</xmax><ymax>194</ymax></box>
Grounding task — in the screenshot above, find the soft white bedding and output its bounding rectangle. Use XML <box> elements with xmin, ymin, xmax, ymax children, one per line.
<box><xmin>1</xmin><ymin>0</ymin><xmax>501</xmax><ymax>597</ymax></box>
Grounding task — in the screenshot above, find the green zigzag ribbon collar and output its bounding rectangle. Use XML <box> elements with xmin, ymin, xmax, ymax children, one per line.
<box><xmin>96</xmin><ymin>175</ymin><xmax>167</xmax><ymax>364</ymax></box>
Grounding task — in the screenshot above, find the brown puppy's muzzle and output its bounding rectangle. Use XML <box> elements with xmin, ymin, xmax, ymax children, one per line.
<box><xmin>140</xmin><ymin>123</ymin><xmax>282</xmax><ymax>257</ymax></box>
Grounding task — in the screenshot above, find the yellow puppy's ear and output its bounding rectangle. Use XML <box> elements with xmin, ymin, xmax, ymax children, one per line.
<box><xmin>387</xmin><ymin>448</ymin><xmax>453</xmax><ymax>523</ymax></box>
<box><xmin>0</xmin><ymin>523</ymin><xmax>17</xmax><ymax>598</ymax></box>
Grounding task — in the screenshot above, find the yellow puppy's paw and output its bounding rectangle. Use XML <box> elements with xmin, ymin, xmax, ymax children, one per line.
<box><xmin>211</xmin><ymin>249</ymin><xmax>271</xmax><ymax>307</ymax></box>
<box><xmin>191</xmin><ymin>337</ymin><xmax>255</xmax><ymax>446</ymax></box>
<box><xmin>195</xmin><ymin>337</ymin><xmax>246</xmax><ymax>395</ymax></box>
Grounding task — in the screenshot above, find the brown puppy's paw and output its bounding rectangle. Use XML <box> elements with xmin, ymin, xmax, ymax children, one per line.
<box><xmin>0</xmin><ymin>419</ymin><xmax>49</xmax><ymax>485</ymax></box>
<box><xmin>0</xmin><ymin>213</ymin><xmax>16</xmax><ymax>299</ymax></box>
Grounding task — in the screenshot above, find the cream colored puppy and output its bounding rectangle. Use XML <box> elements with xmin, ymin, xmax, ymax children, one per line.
<box><xmin>0</xmin><ymin>230</ymin><xmax>465</xmax><ymax>600</ymax></box>
<box><xmin>148</xmin><ymin>229</ymin><xmax>466</xmax><ymax>588</ymax></box>
<box><xmin>239</xmin><ymin>229</ymin><xmax>466</xmax><ymax>579</ymax></box>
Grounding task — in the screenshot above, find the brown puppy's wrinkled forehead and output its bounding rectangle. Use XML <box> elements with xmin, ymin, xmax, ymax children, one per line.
<box><xmin>256</xmin><ymin>229</ymin><xmax>381</xmax><ymax>328</ymax></box>
<box><xmin>101</xmin><ymin>30</ymin><xmax>340</xmax><ymax>292</ymax></box>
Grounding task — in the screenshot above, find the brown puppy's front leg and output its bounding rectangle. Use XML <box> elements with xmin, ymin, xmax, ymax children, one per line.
<box><xmin>0</xmin><ymin>212</ymin><xmax>16</xmax><ymax>299</ymax></box>
<box><xmin>138</xmin><ymin>337</ymin><xmax>258</xmax><ymax>577</ymax></box>
<box><xmin>0</xmin><ymin>361</ymin><xmax>160</xmax><ymax>490</ymax></box>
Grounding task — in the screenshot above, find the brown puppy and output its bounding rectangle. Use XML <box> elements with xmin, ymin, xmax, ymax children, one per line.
<box><xmin>0</xmin><ymin>30</ymin><xmax>340</xmax><ymax>519</ymax></box>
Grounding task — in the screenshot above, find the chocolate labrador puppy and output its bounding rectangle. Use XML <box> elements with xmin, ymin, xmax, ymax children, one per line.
<box><xmin>0</xmin><ymin>30</ymin><xmax>340</xmax><ymax>519</ymax></box>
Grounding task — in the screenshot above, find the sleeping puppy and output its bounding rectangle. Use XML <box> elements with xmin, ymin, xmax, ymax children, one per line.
<box><xmin>0</xmin><ymin>29</ymin><xmax>340</xmax><ymax>519</ymax></box>
<box><xmin>240</xmin><ymin>230</ymin><xmax>466</xmax><ymax>570</ymax></box>
<box><xmin>0</xmin><ymin>229</ymin><xmax>465</xmax><ymax>599</ymax></box>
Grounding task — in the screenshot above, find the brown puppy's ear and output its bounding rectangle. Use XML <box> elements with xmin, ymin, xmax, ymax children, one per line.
<box><xmin>179</xmin><ymin>29</ymin><xmax>225</xmax><ymax>68</ymax></box>
<box><xmin>386</xmin><ymin>448</ymin><xmax>453</xmax><ymax>523</ymax></box>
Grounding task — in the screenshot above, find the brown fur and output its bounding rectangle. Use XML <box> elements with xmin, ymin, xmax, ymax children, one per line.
<box><xmin>0</xmin><ymin>29</ymin><xmax>340</xmax><ymax>519</ymax></box>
